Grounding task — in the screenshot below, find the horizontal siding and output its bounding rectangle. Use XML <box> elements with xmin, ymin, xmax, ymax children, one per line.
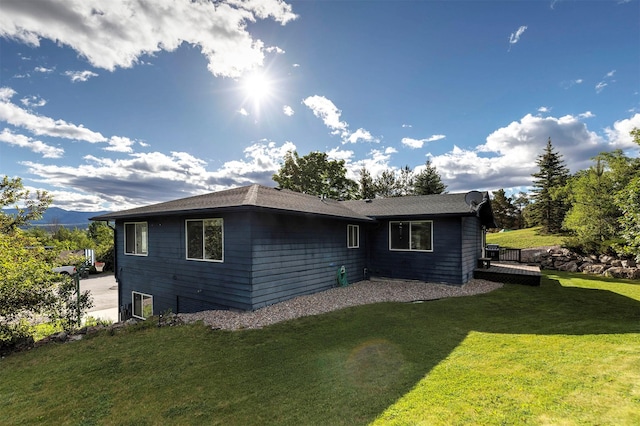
<box><xmin>368</xmin><ymin>217</ymin><xmax>465</xmax><ymax>285</ymax></box>
<box><xmin>116</xmin><ymin>213</ymin><xmax>253</xmax><ymax>313</ymax></box>
<box><xmin>461</xmin><ymin>216</ymin><xmax>482</xmax><ymax>282</ymax></box>
<box><xmin>250</xmin><ymin>212</ymin><xmax>366</xmax><ymax>309</ymax></box>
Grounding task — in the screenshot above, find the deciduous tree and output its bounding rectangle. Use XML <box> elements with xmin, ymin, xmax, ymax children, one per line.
<box><xmin>614</xmin><ymin>128</ymin><xmax>640</xmax><ymax>259</ymax></box>
<box><xmin>272</xmin><ymin>151</ymin><xmax>358</xmax><ymax>199</ymax></box>
<box><xmin>1</xmin><ymin>176</ymin><xmax>52</xmax><ymax>233</ymax></box>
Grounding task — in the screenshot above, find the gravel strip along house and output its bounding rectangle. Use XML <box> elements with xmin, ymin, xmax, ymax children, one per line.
<box><xmin>91</xmin><ymin>184</ymin><xmax>496</xmax><ymax>321</ymax></box>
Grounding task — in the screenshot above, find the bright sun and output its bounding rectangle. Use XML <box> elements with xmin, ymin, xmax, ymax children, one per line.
<box><xmin>242</xmin><ymin>72</ymin><xmax>273</xmax><ymax>104</ymax></box>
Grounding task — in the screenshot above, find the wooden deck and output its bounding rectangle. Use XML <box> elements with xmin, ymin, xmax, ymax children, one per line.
<box><xmin>474</xmin><ymin>261</ymin><xmax>541</xmax><ymax>286</ymax></box>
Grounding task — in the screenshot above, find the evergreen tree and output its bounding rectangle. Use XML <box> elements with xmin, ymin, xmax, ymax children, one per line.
<box><xmin>491</xmin><ymin>189</ymin><xmax>518</xmax><ymax>229</ymax></box>
<box><xmin>374</xmin><ymin>170</ymin><xmax>399</xmax><ymax>198</ymax></box>
<box><xmin>413</xmin><ymin>160</ymin><xmax>447</xmax><ymax>195</ymax></box>
<box><xmin>357</xmin><ymin>167</ymin><xmax>376</xmax><ymax>199</ymax></box>
<box><xmin>529</xmin><ymin>138</ymin><xmax>570</xmax><ymax>234</ymax></box>
<box><xmin>397</xmin><ymin>165</ymin><xmax>415</xmax><ymax>196</ymax></box>
<box><xmin>513</xmin><ymin>191</ymin><xmax>530</xmax><ymax>229</ymax></box>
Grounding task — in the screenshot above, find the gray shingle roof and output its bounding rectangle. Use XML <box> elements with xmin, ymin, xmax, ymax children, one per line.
<box><xmin>341</xmin><ymin>193</ymin><xmax>476</xmax><ymax>218</ymax></box>
<box><xmin>90</xmin><ymin>184</ymin><xmax>374</xmax><ymax>222</ymax></box>
<box><xmin>91</xmin><ymin>185</ymin><xmax>484</xmax><ymax>222</ymax></box>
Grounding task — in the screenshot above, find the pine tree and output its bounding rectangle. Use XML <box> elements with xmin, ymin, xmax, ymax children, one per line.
<box><xmin>374</xmin><ymin>170</ymin><xmax>399</xmax><ymax>198</ymax></box>
<box><xmin>413</xmin><ymin>160</ymin><xmax>447</xmax><ymax>195</ymax></box>
<box><xmin>491</xmin><ymin>189</ymin><xmax>518</xmax><ymax>229</ymax></box>
<box><xmin>529</xmin><ymin>138</ymin><xmax>570</xmax><ymax>234</ymax></box>
<box><xmin>358</xmin><ymin>166</ymin><xmax>376</xmax><ymax>199</ymax></box>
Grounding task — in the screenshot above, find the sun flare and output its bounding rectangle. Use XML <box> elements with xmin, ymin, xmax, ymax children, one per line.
<box><xmin>242</xmin><ymin>72</ymin><xmax>273</xmax><ymax>104</ymax></box>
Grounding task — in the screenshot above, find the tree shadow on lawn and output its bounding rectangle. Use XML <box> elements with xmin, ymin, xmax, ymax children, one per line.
<box><xmin>287</xmin><ymin>275</ymin><xmax>640</xmax><ymax>424</ymax></box>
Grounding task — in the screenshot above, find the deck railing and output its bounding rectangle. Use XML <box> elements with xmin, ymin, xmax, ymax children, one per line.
<box><xmin>486</xmin><ymin>246</ymin><xmax>522</xmax><ymax>263</ymax></box>
<box><xmin>499</xmin><ymin>247</ymin><xmax>521</xmax><ymax>263</ymax></box>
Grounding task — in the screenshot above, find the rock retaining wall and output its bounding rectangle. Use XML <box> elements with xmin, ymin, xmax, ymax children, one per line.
<box><xmin>536</xmin><ymin>248</ymin><xmax>640</xmax><ymax>280</ymax></box>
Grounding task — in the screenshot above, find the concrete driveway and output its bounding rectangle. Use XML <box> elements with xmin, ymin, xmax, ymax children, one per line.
<box><xmin>80</xmin><ymin>273</ymin><xmax>119</xmax><ymax>323</ymax></box>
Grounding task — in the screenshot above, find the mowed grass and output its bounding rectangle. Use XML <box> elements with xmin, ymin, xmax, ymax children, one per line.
<box><xmin>486</xmin><ymin>226</ymin><xmax>565</xmax><ymax>248</ymax></box>
<box><xmin>1</xmin><ymin>273</ymin><xmax>639</xmax><ymax>425</ymax></box>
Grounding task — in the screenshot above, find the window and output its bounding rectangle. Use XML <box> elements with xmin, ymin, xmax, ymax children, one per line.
<box><xmin>347</xmin><ymin>224</ymin><xmax>360</xmax><ymax>248</ymax></box>
<box><xmin>389</xmin><ymin>220</ymin><xmax>433</xmax><ymax>252</ymax></box>
<box><xmin>124</xmin><ymin>222</ymin><xmax>148</xmax><ymax>255</ymax></box>
<box><xmin>132</xmin><ymin>291</ymin><xmax>153</xmax><ymax>319</ymax></box>
<box><xmin>186</xmin><ymin>218</ymin><xmax>223</xmax><ymax>262</ymax></box>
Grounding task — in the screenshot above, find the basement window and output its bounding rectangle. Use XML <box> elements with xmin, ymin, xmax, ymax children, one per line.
<box><xmin>389</xmin><ymin>220</ymin><xmax>433</xmax><ymax>252</ymax></box>
<box><xmin>132</xmin><ymin>291</ymin><xmax>153</xmax><ymax>320</ymax></box>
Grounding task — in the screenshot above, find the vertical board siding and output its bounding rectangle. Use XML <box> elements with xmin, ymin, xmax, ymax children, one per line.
<box><xmin>250</xmin><ymin>212</ymin><xmax>367</xmax><ymax>309</ymax></box>
<box><xmin>367</xmin><ymin>217</ymin><xmax>465</xmax><ymax>285</ymax></box>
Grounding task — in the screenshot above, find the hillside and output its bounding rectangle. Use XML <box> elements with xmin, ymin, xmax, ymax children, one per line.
<box><xmin>2</xmin><ymin>207</ymin><xmax>110</xmax><ymax>229</ymax></box>
<box><xmin>486</xmin><ymin>227</ymin><xmax>564</xmax><ymax>249</ymax></box>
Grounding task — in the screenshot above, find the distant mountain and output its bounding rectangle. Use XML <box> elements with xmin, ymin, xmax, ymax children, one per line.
<box><xmin>3</xmin><ymin>207</ymin><xmax>110</xmax><ymax>229</ymax></box>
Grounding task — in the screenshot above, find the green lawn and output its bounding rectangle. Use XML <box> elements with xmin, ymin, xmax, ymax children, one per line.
<box><xmin>486</xmin><ymin>226</ymin><xmax>565</xmax><ymax>248</ymax></box>
<box><xmin>1</xmin><ymin>272</ymin><xmax>639</xmax><ymax>425</ymax></box>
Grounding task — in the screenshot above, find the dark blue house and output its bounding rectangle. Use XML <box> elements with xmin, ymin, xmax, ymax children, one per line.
<box><xmin>91</xmin><ymin>184</ymin><xmax>495</xmax><ymax>320</ymax></box>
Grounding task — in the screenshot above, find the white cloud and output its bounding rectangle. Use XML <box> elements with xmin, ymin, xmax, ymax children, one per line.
<box><xmin>0</xmin><ymin>0</ymin><xmax>297</xmax><ymax>78</ymax></box>
<box><xmin>595</xmin><ymin>81</ymin><xmax>608</xmax><ymax>93</ymax></box>
<box><xmin>0</xmin><ymin>128</ymin><xmax>64</xmax><ymax>158</ymax></box>
<box><xmin>596</xmin><ymin>69</ymin><xmax>616</xmax><ymax>93</ymax></box>
<box><xmin>64</xmin><ymin>70</ymin><xmax>98</xmax><ymax>82</ymax></box>
<box><xmin>34</xmin><ymin>66</ymin><xmax>53</xmax><ymax>73</ymax></box>
<box><xmin>349</xmin><ymin>147</ymin><xmax>397</xmax><ymax>180</ymax></box>
<box><xmin>402</xmin><ymin>124</ymin><xmax>412</xmax><ymax>128</ymax></box>
<box><xmin>401</xmin><ymin>134</ymin><xmax>446</xmax><ymax>149</ymax></box>
<box><xmin>346</xmin><ymin>128</ymin><xmax>377</xmax><ymax>144</ymax></box>
<box><xmin>105</xmin><ymin>136</ymin><xmax>135</xmax><ymax>153</ymax></box>
<box><xmin>428</xmin><ymin>112</ymin><xmax>607</xmax><ymax>192</ymax></box>
<box><xmin>238</xmin><ymin>107</ymin><xmax>249</xmax><ymax>116</ymax></box>
<box><xmin>302</xmin><ymin>95</ymin><xmax>348</xmax><ymax>136</ymax></box>
<box><xmin>18</xmin><ymin>140</ymin><xmax>296</xmax><ymax>209</ymax></box>
<box><xmin>265</xmin><ymin>46</ymin><xmax>285</xmax><ymax>54</ymax></box>
<box><xmin>20</xmin><ymin>95</ymin><xmax>46</xmax><ymax>108</ymax></box>
<box><xmin>0</xmin><ymin>87</ymin><xmax>107</xmax><ymax>142</ymax></box>
<box><xmin>283</xmin><ymin>105</ymin><xmax>294</xmax><ymax>116</ymax></box>
<box><xmin>302</xmin><ymin>95</ymin><xmax>377</xmax><ymax>144</ymax></box>
<box><xmin>604</xmin><ymin>113</ymin><xmax>640</xmax><ymax>151</ymax></box>
<box><xmin>537</xmin><ymin>106</ymin><xmax>550</xmax><ymax>113</ymax></box>
<box><xmin>508</xmin><ymin>25</ymin><xmax>527</xmax><ymax>50</ymax></box>
<box><xmin>326</xmin><ymin>146</ymin><xmax>354</xmax><ymax>162</ymax></box>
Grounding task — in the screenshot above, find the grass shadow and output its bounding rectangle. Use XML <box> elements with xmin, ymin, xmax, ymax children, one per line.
<box><xmin>1</xmin><ymin>273</ymin><xmax>638</xmax><ymax>424</ymax></box>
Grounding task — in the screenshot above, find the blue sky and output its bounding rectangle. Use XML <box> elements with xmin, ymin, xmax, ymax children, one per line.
<box><xmin>1</xmin><ymin>0</ymin><xmax>639</xmax><ymax>211</ymax></box>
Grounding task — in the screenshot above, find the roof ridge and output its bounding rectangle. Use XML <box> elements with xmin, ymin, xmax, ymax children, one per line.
<box><xmin>242</xmin><ymin>184</ymin><xmax>259</xmax><ymax>205</ymax></box>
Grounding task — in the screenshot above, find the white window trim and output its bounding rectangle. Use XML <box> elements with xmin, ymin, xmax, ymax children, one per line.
<box><xmin>389</xmin><ymin>220</ymin><xmax>434</xmax><ymax>252</ymax></box>
<box><xmin>185</xmin><ymin>218</ymin><xmax>224</xmax><ymax>263</ymax></box>
<box><xmin>347</xmin><ymin>224</ymin><xmax>360</xmax><ymax>249</ymax></box>
<box><xmin>124</xmin><ymin>222</ymin><xmax>148</xmax><ymax>256</ymax></box>
<box><xmin>132</xmin><ymin>291</ymin><xmax>153</xmax><ymax>320</ymax></box>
